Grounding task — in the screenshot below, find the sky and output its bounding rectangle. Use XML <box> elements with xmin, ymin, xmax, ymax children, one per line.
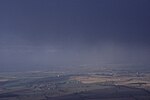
<box><xmin>0</xmin><ymin>0</ymin><xmax>150</xmax><ymax>71</ymax></box>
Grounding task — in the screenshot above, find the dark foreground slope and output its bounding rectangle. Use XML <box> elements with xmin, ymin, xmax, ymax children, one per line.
<box><xmin>49</xmin><ymin>86</ymin><xmax>150</xmax><ymax>100</ymax></box>
<box><xmin>1</xmin><ymin>85</ymin><xmax>149</xmax><ymax>100</ymax></box>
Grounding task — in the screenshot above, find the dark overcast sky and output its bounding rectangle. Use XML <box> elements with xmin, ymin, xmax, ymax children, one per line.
<box><xmin>0</xmin><ymin>0</ymin><xmax>150</xmax><ymax>71</ymax></box>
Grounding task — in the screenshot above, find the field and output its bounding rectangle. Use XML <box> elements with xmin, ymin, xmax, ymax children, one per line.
<box><xmin>0</xmin><ymin>68</ymin><xmax>150</xmax><ymax>100</ymax></box>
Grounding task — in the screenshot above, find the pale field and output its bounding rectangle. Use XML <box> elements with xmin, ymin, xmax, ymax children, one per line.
<box><xmin>70</xmin><ymin>74</ymin><xmax>150</xmax><ymax>88</ymax></box>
